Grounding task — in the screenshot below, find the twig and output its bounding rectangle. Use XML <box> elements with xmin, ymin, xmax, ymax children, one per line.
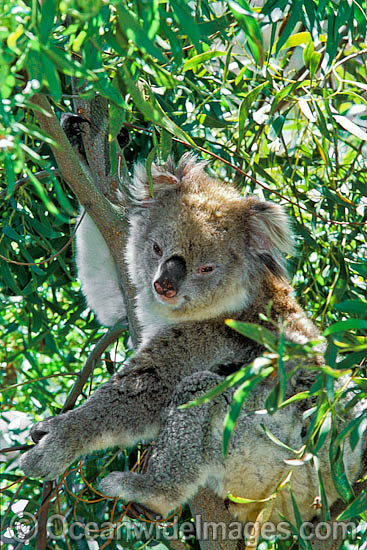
<box><xmin>1</xmin><ymin>373</ymin><xmax>80</xmax><ymax>393</ymax></box>
<box><xmin>0</xmin><ymin>476</ymin><xmax>26</xmax><ymax>531</ymax></box>
<box><xmin>0</xmin><ymin>211</ymin><xmax>86</xmax><ymax>266</ymax></box>
<box><xmin>0</xmin><ymin>169</ymin><xmax>61</xmax><ymax>199</ymax></box>
<box><xmin>62</xmin><ymin>318</ymin><xmax>127</xmax><ymax>413</ymax></box>
<box><xmin>0</xmin><ymin>445</ymin><xmax>34</xmax><ymax>454</ymax></box>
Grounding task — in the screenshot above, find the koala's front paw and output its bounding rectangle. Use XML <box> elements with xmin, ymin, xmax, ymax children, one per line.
<box><xmin>20</xmin><ymin>418</ymin><xmax>78</xmax><ymax>480</ymax></box>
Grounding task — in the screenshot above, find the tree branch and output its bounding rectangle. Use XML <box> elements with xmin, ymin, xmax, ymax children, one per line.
<box><xmin>62</xmin><ymin>318</ymin><xmax>127</xmax><ymax>413</ymax></box>
<box><xmin>29</xmin><ymin>94</ymin><xmax>121</xmax><ymax>236</ymax></box>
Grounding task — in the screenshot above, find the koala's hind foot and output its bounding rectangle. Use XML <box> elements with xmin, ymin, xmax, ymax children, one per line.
<box><xmin>99</xmin><ymin>371</ymin><xmax>227</xmax><ymax>516</ymax></box>
<box><xmin>99</xmin><ymin>471</ymin><xmax>172</xmax><ymax>517</ymax></box>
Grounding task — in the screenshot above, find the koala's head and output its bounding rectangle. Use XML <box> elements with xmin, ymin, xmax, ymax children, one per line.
<box><xmin>125</xmin><ymin>153</ymin><xmax>294</xmax><ymax>324</ymax></box>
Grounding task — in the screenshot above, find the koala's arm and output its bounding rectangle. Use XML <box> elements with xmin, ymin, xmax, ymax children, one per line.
<box><xmin>20</xmin><ymin>319</ymin><xmax>247</xmax><ymax>480</ymax></box>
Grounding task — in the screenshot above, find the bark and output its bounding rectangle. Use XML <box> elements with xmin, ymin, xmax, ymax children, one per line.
<box><xmin>30</xmin><ymin>92</ymin><xmax>243</xmax><ymax>550</ymax></box>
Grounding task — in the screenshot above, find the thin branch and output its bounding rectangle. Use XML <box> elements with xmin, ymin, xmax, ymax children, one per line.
<box><xmin>0</xmin><ymin>211</ymin><xmax>86</xmax><ymax>266</ymax></box>
<box><xmin>0</xmin><ymin>445</ymin><xmax>35</xmax><ymax>453</ymax></box>
<box><xmin>62</xmin><ymin>318</ymin><xmax>127</xmax><ymax>413</ymax></box>
<box><xmin>0</xmin><ymin>169</ymin><xmax>61</xmax><ymax>199</ymax></box>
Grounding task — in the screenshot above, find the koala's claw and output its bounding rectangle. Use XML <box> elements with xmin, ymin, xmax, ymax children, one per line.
<box><xmin>127</xmin><ymin>502</ymin><xmax>162</xmax><ymax>521</ymax></box>
<box><xmin>30</xmin><ymin>424</ymin><xmax>49</xmax><ymax>444</ymax></box>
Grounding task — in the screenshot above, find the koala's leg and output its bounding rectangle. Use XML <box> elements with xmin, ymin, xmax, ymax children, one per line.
<box><xmin>99</xmin><ymin>371</ymin><xmax>227</xmax><ymax>516</ymax></box>
<box><xmin>20</xmin><ymin>365</ymin><xmax>165</xmax><ymax>480</ymax></box>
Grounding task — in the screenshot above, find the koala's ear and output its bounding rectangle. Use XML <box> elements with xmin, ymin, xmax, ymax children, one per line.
<box><xmin>128</xmin><ymin>160</ymin><xmax>179</xmax><ymax>204</ymax></box>
<box><xmin>245</xmin><ymin>199</ymin><xmax>295</xmax><ymax>278</ymax></box>
<box><xmin>128</xmin><ymin>153</ymin><xmax>206</xmax><ymax>205</ymax></box>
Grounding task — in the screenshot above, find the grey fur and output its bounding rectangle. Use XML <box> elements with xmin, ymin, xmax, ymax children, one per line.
<box><xmin>21</xmin><ymin>154</ymin><xmax>365</xmax><ymax>542</ymax></box>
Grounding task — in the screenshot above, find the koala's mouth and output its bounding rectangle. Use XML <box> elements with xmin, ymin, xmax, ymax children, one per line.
<box><xmin>152</xmin><ymin>288</ymin><xmax>186</xmax><ymax>308</ymax></box>
<box><xmin>156</xmin><ymin>293</ymin><xmax>181</xmax><ymax>306</ymax></box>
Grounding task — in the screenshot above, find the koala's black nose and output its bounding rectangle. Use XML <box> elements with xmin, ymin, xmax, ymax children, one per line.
<box><xmin>154</xmin><ymin>256</ymin><xmax>186</xmax><ymax>298</ymax></box>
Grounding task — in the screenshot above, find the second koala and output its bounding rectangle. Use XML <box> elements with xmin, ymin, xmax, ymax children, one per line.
<box><xmin>21</xmin><ymin>154</ymin><xmax>365</xmax><ymax>532</ymax></box>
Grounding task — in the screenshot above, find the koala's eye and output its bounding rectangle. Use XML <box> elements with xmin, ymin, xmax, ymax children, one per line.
<box><xmin>153</xmin><ymin>242</ymin><xmax>163</xmax><ymax>257</ymax></box>
<box><xmin>197</xmin><ymin>265</ymin><xmax>215</xmax><ymax>274</ymax></box>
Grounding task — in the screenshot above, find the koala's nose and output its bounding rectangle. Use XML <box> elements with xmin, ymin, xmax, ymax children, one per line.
<box><xmin>154</xmin><ymin>256</ymin><xmax>186</xmax><ymax>298</ymax></box>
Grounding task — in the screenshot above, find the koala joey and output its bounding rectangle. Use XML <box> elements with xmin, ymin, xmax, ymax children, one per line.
<box><xmin>21</xmin><ymin>154</ymin><xmax>365</xmax><ymax>532</ymax></box>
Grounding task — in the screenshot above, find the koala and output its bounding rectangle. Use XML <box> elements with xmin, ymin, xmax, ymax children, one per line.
<box><xmin>20</xmin><ymin>154</ymin><xmax>365</xmax><ymax>536</ymax></box>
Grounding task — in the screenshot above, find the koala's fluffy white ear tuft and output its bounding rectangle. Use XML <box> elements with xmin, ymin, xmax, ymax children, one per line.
<box><xmin>129</xmin><ymin>160</ymin><xmax>179</xmax><ymax>204</ymax></box>
<box><xmin>128</xmin><ymin>153</ymin><xmax>207</xmax><ymax>204</ymax></box>
<box><xmin>246</xmin><ymin>199</ymin><xmax>294</xmax><ymax>278</ymax></box>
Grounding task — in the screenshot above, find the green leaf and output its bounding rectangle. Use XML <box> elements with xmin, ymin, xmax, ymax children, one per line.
<box><xmin>275</xmin><ymin>3</ymin><xmax>302</xmax><ymax>53</ymax></box>
<box><xmin>238</xmin><ymin>81</ymin><xmax>268</xmax><ymax>145</ymax></box>
<box><xmin>225</xmin><ymin>320</ymin><xmax>277</xmax><ymax>350</ymax></box>
<box><xmin>228</xmin><ymin>0</ymin><xmax>263</xmax><ymax>65</ymax></box>
<box><xmin>309</xmin><ymin>52</ymin><xmax>322</xmax><ymax>81</ymax></box>
<box><xmin>95</xmin><ymin>74</ymin><xmax>126</xmax><ymax>108</ymax></box>
<box><xmin>3</xmin><ymin>224</ymin><xmax>23</xmax><ymax>242</ymax></box>
<box><xmin>323</xmin><ymin>319</ymin><xmax>367</xmax><ymax>336</ymax></box>
<box><xmin>41</xmin><ymin>51</ymin><xmax>61</xmax><ymax>101</ymax></box>
<box><xmin>223</xmin><ymin>44</ymin><xmax>233</xmax><ymax>83</ymax></box>
<box><xmin>170</xmin><ymin>0</ymin><xmax>202</xmax><ymax>52</ymax></box>
<box><xmin>26</xmin><ymin>47</ymin><xmax>43</xmax><ymax>83</ymax></box>
<box><xmin>281</xmin><ymin>31</ymin><xmax>311</xmax><ymax>50</ymax></box>
<box><xmin>39</xmin><ymin>0</ymin><xmax>56</xmax><ymax>43</ymax></box>
<box><xmin>42</xmin><ymin>45</ymin><xmax>86</xmax><ymax>78</ymax></box>
<box><xmin>329</xmin><ymin>423</ymin><xmax>355</xmax><ymax>503</ymax></box>
<box><xmin>223</xmin><ymin>367</ymin><xmax>273</xmax><ymax>455</ymax></box>
<box><xmin>349</xmin><ymin>262</ymin><xmax>367</xmax><ymax>277</ymax></box>
<box><xmin>120</xmin><ymin>66</ymin><xmax>161</xmax><ymax>123</ymax></box>
<box><xmin>145</xmin><ymin>146</ymin><xmax>158</xmax><ymax>197</ymax></box>
<box><xmin>334</xmin><ymin>115</ymin><xmax>367</xmax><ymax>141</ymax></box>
<box><xmin>183</xmin><ymin>50</ymin><xmax>226</xmax><ymax>72</ymax></box>
<box><xmin>197</xmin><ymin>14</ymin><xmax>230</xmax><ymax>35</ymax></box>
<box><xmin>270</xmin><ymin>81</ymin><xmax>302</xmax><ymax>116</ymax></box>
<box><xmin>337</xmin><ymin>491</ymin><xmax>367</xmax><ymax>521</ymax></box>
<box><xmin>179</xmin><ymin>357</ymin><xmax>272</xmax><ymax>409</ymax></box>
<box><xmin>160</xmin><ymin>19</ymin><xmax>182</xmax><ymax>64</ymax></box>
<box><xmin>289</xmin><ymin>488</ymin><xmax>313</xmax><ymax>550</ymax></box>
<box><xmin>261</xmin><ymin>423</ymin><xmax>299</xmax><ymax>454</ymax></box>
<box><xmin>334</xmin><ymin>300</ymin><xmax>367</xmax><ymax>316</ymax></box>
<box><xmin>303</xmin><ymin>38</ymin><xmax>314</xmax><ymax>66</ymax></box>
<box><xmin>313</xmin><ymin>412</ymin><xmax>331</xmax><ymax>454</ymax></box>
<box><xmin>116</xmin><ymin>5</ymin><xmax>167</xmax><ymax>63</ymax></box>
<box><xmin>160</xmin><ymin>129</ymin><xmax>173</xmax><ymax>162</ymax></box>
<box><xmin>338</xmin><ymin>351</ymin><xmax>367</xmax><ymax>369</ymax></box>
<box><xmin>197</xmin><ymin>114</ymin><xmax>232</xmax><ymax>128</ymax></box>
<box><xmin>26</xmin><ymin>168</ymin><xmax>60</xmax><ymax>217</ymax></box>
<box><xmin>228</xmin><ymin>492</ymin><xmax>275</xmax><ymax>504</ymax></box>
